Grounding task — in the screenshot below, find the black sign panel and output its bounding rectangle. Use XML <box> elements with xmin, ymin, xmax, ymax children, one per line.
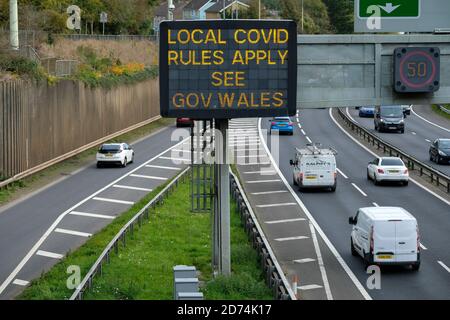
<box><xmin>159</xmin><ymin>20</ymin><xmax>297</xmax><ymax>119</ymax></box>
<box><xmin>394</xmin><ymin>47</ymin><xmax>440</xmax><ymax>93</ymax></box>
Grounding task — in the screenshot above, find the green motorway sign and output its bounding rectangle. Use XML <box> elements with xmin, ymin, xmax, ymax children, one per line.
<box><xmin>359</xmin><ymin>0</ymin><xmax>420</xmax><ymax>18</ymax></box>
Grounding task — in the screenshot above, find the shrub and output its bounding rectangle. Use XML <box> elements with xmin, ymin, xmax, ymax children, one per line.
<box><xmin>0</xmin><ymin>53</ymin><xmax>46</xmax><ymax>82</ymax></box>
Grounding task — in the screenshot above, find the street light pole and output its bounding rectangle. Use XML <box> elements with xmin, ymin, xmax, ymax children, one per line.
<box><xmin>9</xmin><ymin>0</ymin><xmax>19</xmax><ymax>50</ymax></box>
<box><xmin>168</xmin><ymin>0</ymin><xmax>175</xmax><ymax>21</ymax></box>
<box><xmin>259</xmin><ymin>0</ymin><xmax>261</xmax><ymax>20</ymax></box>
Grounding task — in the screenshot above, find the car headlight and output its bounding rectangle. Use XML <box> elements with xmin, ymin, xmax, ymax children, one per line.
<box><xmin>380</xmin><ymin>119</ymin><xmax>384</xmax><ymax>122</ymax></box>
<box><xmin>399</xmin><ymin>119</ymin><xmax>404</xmax><ymax>123</ymax></box>
<box><xmin>439</xmin><ymin>150</ymin><xmax>446</xmax><ymax>156</ymax></box>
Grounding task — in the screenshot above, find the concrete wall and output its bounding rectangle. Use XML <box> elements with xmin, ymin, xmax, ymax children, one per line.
<box><xmin>0</xmin><ymin>79</ymin><xmax>160</xmax><ymax>181</ymax></box>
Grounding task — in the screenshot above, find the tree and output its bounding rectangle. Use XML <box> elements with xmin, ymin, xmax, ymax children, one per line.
<box><xmin>280</xmin><ymin>0</ymin><xmax>331</xmax><ymax>34</ymax></box>
<box><xmin>324</xmin><ymin>0</ymin><xmax>354</xmax><ymax>34</ymax></box>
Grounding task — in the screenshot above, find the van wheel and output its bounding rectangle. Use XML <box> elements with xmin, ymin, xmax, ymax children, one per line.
<box><xmin>122</xmin><ymin>158</ymin><xmax>127</xmax><ymax>168</ymax></box>
<box><xmin>293</xmin><ymin>175</ymin><xmax>298</xmax><ymax>186</ymax></box>
<box><xmin>374</xmin><ymin>175</ymin><xmax>379</xmax><ymax>185</ymax></box>
<box><xmin>330</xmin><ymin>184</ymin><xmax>336</xmax><ymax>192</ymax></box>
<box><xmin>97</xmin><ymin>162</ymin><xmax>102</xmax><ymax>168</ymax></box>
<box><xmin>351</xmin><ymin>239</ymin><xmax>358</xmax><ymax>257</ymax></box>
<box><xmin>403</xmin><ymin>181</ymin><xmax>409</xmax><ymax>186</ymax></box>
<box><xmin>363</xmin><ymin>251</ymin><xmax>373</xmax><ymax>269</ymax></box>
<box><xmin>367</xmin><ymin>170</ymin><xmax>371</xmax><ymax>181</ymax></box>
<box><xmin>411</xmin><ymin>262</ymin><xmax>420</xmax><ymax>271</ymax></box>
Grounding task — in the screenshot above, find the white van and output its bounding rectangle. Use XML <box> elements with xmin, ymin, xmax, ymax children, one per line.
<box><xmin>290</xmin><ymin>144</ymin><xmax>337</xmax><ymax>192</ymax></box>
<box><xmin>349</xmin><ymin>207</ymin><xmax>420</xmax><ymax>271</ymax></box>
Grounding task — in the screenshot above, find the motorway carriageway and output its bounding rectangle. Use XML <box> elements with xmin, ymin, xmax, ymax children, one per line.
<box><xmin>0</xmin><ymin>124</ymin><xmax>194</xmax><ymax>299</ymax></box>
<box><xmin>261</xmin><ymin>109</ymin><xmax>450</xmax><ymax>299</ymax></box>
<box><xmin>346</xmin><ymin>106</ymin><xmax>450</xmax><ymax>177</ymax></box>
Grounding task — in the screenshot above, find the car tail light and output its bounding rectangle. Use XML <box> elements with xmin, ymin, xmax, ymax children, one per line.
<box><xmin>271</xmin><ymin>122</ymin><xmax>276</xmax><ymax>126</ymax></box>
<box><xmin>289</xmin><ymin>122</ymin><xmax>293</xmax><ymax>126</ymax></box>
<box><xmin>404</xmin><ymin>169</ymin><xmax>409</xmax><ymax>175</ymax></box>
<box><xmin>369</xmin><ymin>226</ymin><xmax>374</xmax><ymax>254</ymax></box>
<box><xmin>299</xmin><ymin>173</ymin><xmax>303</xmax><ymax>181</ymax></box>
<box><xmin>377</xmin><ymin>168</ymin><xmax>385</xmax><ymax>174</ymax></box>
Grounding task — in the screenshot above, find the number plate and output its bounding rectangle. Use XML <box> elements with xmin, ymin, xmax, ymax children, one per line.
<box><xmin>306</xmin><ymin>176</ymin><xmax>316</xmax><ymax>180</ymax></box>
<box><xmin>377</xmin><ymin>255</ymin><xmax>393</xmax><ymax>260</ymax></box>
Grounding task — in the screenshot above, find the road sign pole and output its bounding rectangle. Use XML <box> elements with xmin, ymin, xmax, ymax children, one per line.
<box><xmin>215</xmin><ymin>119</ymin><xmax>230</xmax><ymax>276</ymax></box>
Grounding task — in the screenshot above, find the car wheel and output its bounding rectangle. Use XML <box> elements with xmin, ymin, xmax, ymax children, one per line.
<box><xmin>351</xmin><ymin>238</ymin><xmax>358</xmax><ymax>257</ymax></box>
<box><xmin>400</xmin><ymin>129</ymin><xmax>405</xmax><ymax>134</ymax></box>
<box><xmin>130</xmin><ymin>153</ymin><xmax>135</xmax><ymax>163</ymax></box>
<box><xmin>411</xmin><ymin>261</ymin><xmax>420</xmax><ymax>271</ymax></box>
<box><xmin>122</xmin><ymin>158</ymin><xmax>127</xmax><ymax>168</ymax></box>
<box><xmin>293</xmin><ymin>174</ymin><xmax>298</xmax><ymax>186</ymax></box>
<box><xmin>429</xmin><ymin>153</ymin><xmax>433</xmax><ymax>161</ymax></box>
<box><xmin>403</xmin><ymin>181</ymin><xmax>409</xmax><ymax>186</ymax></box>
<box><xmin>367</xmin><ymin>169</ymin><xmax>371</xmax><ymax>181</ymax></box>
<box><xmin>97</xmin><ymin>162</ymin><xmax>102</xmax><ymax>168</ymax></box>
<box><xmin>330</xmin><ymin>183</ymin><xmax>336</xmax><ymax>192</ymax></box>
<box><xmin>374</xmin><ymin>175</ymin><xmax>379</xmax><ymax>186</ymax></box>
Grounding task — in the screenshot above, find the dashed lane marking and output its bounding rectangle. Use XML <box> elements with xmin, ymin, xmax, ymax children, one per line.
<box><xmin>12</xmin><ymin>279</ymin><xmax>29</xmax><ymax>286</ymax></box>
<box><xmin>437</xmin><ymin>261</ymin><xmax>450</xmax><ymax>273</ymax></box>
<box><xmin>265</xmin><ymin>218</ymin><xmax>306</xmax><ymax>224</ymax></box>
<box><xmin>306</xmin><ymin>136</ymin><xmax>312</xmax><ymax>143</ymax></box>
<box><xmin>251</xmin><ymin>190</ymin><xmax>288</xmax><ymax>195</ymax></box>
<box><xmin>130</xmin><ymin>174</ymin><xmax>168</xmax><ymax>181</ymax></box>
<box><xmin>351</xmin><ymin>183</ymin><xmax>368</xmax><ymax>197</ymax></box>
<box><xmin>247</xmin><ymin>179</ymin><xmax>282</xmax><ymax>184</ymax></box>
<box><xmin>113</xmin><ymin>185</ymin><xmax>152</xmax><ymax>192</ymax></box>
<box><xmin>257</xmin><ymin>203</ymin><xmax>297</xmax><ymax>208</ymax></box>
<box><xmin>145</xmin><ymin>164</ymin><xmax>181</xmax><ymax>171</ymax></box>
<box><xmin>54</xmin><ymin>228</ymin><xmax>92</xmax><ymax>238</ymax></box>
<box><xmin>69</xmin><ymin>211</ymin><xmax>115</xmax><ymax>220</ymax></box>
<box><xmin>297</xmin><ymin>284</ymin><xmax>323</xmax><ymax>291</ymax></box>
<box><xmin>92</xmin><ymin>197</ymin><xmax>134</xmax><ymax>205</ymax></box>
<box><xmin>275</xmin><ymin>236</ymin><xmax>309</xmax><ymax>242</ymax></box>
<box><xmin>243</xmin><ymin>170</ymin><xmax>276</xmax><ymax>174</ymax></box>
<box><xmin>294</xmin><ymin>258</ymin><xmax>316</xmax><ymax>264</ymax></box>
<box><xmin>36</xmin><ymin>250</ymin><xmax>63</xmax><ymax>259</ymax></box>
<box><xmin>337</xmin><ymin>168</ymin><xmax>348</xmax><ymax>179</ymax></box>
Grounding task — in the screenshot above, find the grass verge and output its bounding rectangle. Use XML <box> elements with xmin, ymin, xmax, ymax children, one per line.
<box><xmin>432</xmin><ymin>105</ymin><xmax>450</xmax><ymax>121</ymax></box>
<box><xmin>19</xmin><ymin>175</ymin><xmax>273</xmax><ymax>300</ymax></box>
<box><xmin>0</xmin><ymin>118</ymin><xmax>174</xmax><ymax>207</ymax></box>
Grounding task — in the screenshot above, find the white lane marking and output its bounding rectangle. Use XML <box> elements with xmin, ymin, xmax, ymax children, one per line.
<box><xmin>237</xmin><ymin>154</ymin><xmax>266</xmax><ymax>158</ymax></box>
<box><xmin>251</xmin><ymin>190</ymin><xmax>289</xmax><ymax>195</ymax></box>
<box><xmin>238</xmin><ymin>162</ymin><xmax>271</xmax><ymax>166</ymax></box>
<box><xmin>297</xmin><ymin>284</ymin><xmax>323</xmax><ymax>291</ymax></box>
<box><xmin>234</xmin><ymin>148</ymin><xmax>262</xmax><ymax>152</ymax></box>
<box><xmin>419</xmin><ymin>243</ymin><xmax>427</xmax><ymax>250</ymax></box>
<box><xmin>437</xmin><ymin>261</ymin><xmax>450</xmax><ymax>273</ymax></box>
<box><xmin>425</xmin><ymin>139</ymin><xmax>431</xmax><ymax>143</ymax></box>
<box><xmin>259</xmin><ymin>117</ymin><xmax>371</xmax><ymax>300</ymax></box>
<box><xmin>36</xmin><ymin>250</ymin><xmax>63</xmax><ymax>259</ymax></box>
<box><xmin>69</xmin><ymin>211</ymin><xmax>115</xmax><ymax>220</ymax></box>
<box><xmin>306</xmin><ymin>136</ymin><xmax>312</xmax><ymax>143</ymax></box>
<box><xmin>301</xmin><ymin>129</ymin><xmax>306</xmax><ymax>135</ymax></box>
<box><xmin>113</xmin><ymin>185</ymin><xmax>152</xmax><ymax>192</ymax></box>
<box><xmin>411</xmin><ymin>106</ymin><xmax>450</xmax><ymax>133</ymax></box>
<box><xmin>54</xmin><ymin>228</ymin><xmax>92</xmax><ymax>238</ymax></box>
<box><xmin>0</xmin><ymin>136</ymin><xmax>190</xmax><ymax>296</ymax></box>
<box><xmin>372</xmin><ymin>202</ymin><xmax>380</xmax><ymax>207</ymax></box>
<box><xmin>265</xmin><ymin>218</ymin><xmax>306</xmax><ymax>224</ymax></box>
<box><xmin>308</xmin><ymin>221</ymin><xmax>333</xmax><ymax>300</ymax></box>
<box><xmin>159</xmin><ymin>156</ymin><xmax>190</xmax><ymax>162</ymax></box>
<box><xmin>247</xmin><ymin>179</ymin><xmax>282</xmax><ymax>184</ymax></box>
<box><xmin>329</xmin><ymin>108</ymin><xmax>450</xmax><ymax>207</ymax></box>
<box><xmin>145</xmin><ymin>164</ymin><xmax>181</xmax><ymax>171</ymax></box>
<box><xmin>12</xmin><ymin>279</ymin><xmax>29</xmax><ymax>286</ymax></box>
<box><xmin>411</xmin><ymin>132</ymin><xmax>417</xmax><ymax>135</ymax></box>
<box><xmin>230</xmin><ymin>143</ymin><xmax>261</xmax><ymax>147</ymax></box>
<box><xmin>351</xmin><ymin>183</ymin><xmax>368</xmax><ymax>197</ymax></box>
<box><xmin>294</xmin><ymin>258</ymin><xmax>316</xmax><ymax>264</ymax></box>
<box><xmin>244</xmin><ymin>170</ymin><xmax>276</xmax><ymax>174</ymax></box>
<box><xmin>257</xmin><ymin>203</ymin><xmax>297</xmax><ymax>208</ymax></box>
<box><xmin>337</xmin><ymin>168</ymin><xmax>348</xmax><ymax>179</ymax></box>
<box><xmin>275</xmin><ymin>236</ymin><xmax>309</xmax><ymax>242</ymax></box>
<box><xmin>346</xmin><ymin>107</ymin><xmax>358</xmax><ymax>123</ymax></box>
<box><xmin>130</xmin><ymin>174</ymin><xmax>167</xmax><ymax>181</ymax></box>
<box><xmin>92</xmin><ymin>197</ymin><xmax>134</xmax><ymax>205</ymax></box>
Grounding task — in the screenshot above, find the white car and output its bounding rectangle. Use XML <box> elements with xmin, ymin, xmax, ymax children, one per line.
<box><xmin>96</xmin><ymin>143</ymin><xmax>134</xmax><ymax>168</ymax></box>
<box><xmin>367</xmin><ymin>157</ymin><xmax>409</xmax><ymax>186</ymax></box>
<box><xmin>349</xmin><ymin>207</ymin><xmax>420</xmax><ymax>270</ymax></box>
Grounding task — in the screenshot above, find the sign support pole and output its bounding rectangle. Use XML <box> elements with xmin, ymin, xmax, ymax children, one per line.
<box><xmin>215</xmin><ymin>118</ymin><xmax>230</xmax><ymax>276</ymax></box>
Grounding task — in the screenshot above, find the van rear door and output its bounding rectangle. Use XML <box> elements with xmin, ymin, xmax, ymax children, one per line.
<box><xmin>395</xmin><ymin>220</ymin><xmax>418</xmax><ymax>262</ymax></box>
<box><xmin>373</xmin><ymin>221</ymin><xmax>396</xmax><ymax>262</ymax></box>
<box><xmin>301</xmin><ymin>156</ymin><xmax>335</xmax><ymax>187</ymax></box>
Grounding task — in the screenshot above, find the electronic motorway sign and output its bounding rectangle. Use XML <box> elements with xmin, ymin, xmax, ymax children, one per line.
<box><xmin>159</xmin><ymin>20</ymin><xmax>297</xmax><ymax>119</ymax></box>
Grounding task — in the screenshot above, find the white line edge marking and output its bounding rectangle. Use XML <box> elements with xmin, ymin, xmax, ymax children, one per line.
<box><xmin>301</xmin><ymin>129</ymin><xmax>306</xmax><ymax>135</ymax></box>
<box><xmin>346</xmin><ymin>107</ymin><xmax>358</xmax><ymax>123</ymax></box>
<box><xmin>258</xmin><ymin>117</ymin><xmax>372</xmax><ymax>300</ymax></box>
<box><xmin>329</xmin><ymin>108</ymin><xmax>450</xmax><ymax>207</ymax></box>
<box><xmin>251</xmin><ymin>190</ymin><xmax>288</xmax><ymax>195</ymax></box>
<box><xmin>351</xmin><ymin>183</ymin><xmax>368</xmax><ymax>197</ymax></box>
<box><xmin>69</xmin><ymin>211</ymin><xmax>115</xmax><ymax>220</ymax></box>
<box><xmin>306</xmin><ymin>136</ymin><xmax>312</xmax><ymax>144</ymax></box>
<box><xmin>130</xmin><ymin>174</ymin><xmax>168</xmax><ymax>181</ymax></box>
<box><xmin>0</xmin><ymin>137</ymin><xmax>189</xmax><ymax>295</ymax></box>
<box><xmin>92</xmin><ymin>197</ymin><xmax>134</xmax><ymax>205</ymax></box>
<box><xmin>36</xmin><ymin>250</ymin><xmax>63</xmax><ymax>259</ymax></box>
<box><xmin>54</xmin><ymin>228</ymin><xmax>92</xmax><ymax>238</ymax></box>
<box><xmin>12</xmin><ymin>279</ymin><xmax>29</xmax><ymax>286</ymax></box>
<box><xmin>411</xmin><ymin>106</ymin><xmax>450</xmax><ymax>133</ymax></box>
<box><xmin>257</xmin><ymin>203</ymin><xmax>297</xmax><ymax>208</ymax></box>
<box><xmin>437</xmin><ymin>261</ymin><xmax>450</xmax><ymax>273</ymax></box>
<box><xmin>246</xmin><ymin>179</ymin><xmax>282</xmax><ymax>184</ymax></box>
<box><xmin>274</xmin><ymin>236</ymin><xmax>309</xmax><ymax>242</ymax></box>
<box><xmin>337</xmin><ymin>168</ymin><xmax>348</xmax><ymax>179</ymax></box>
<box><xmin>113</xmin><ymin>185</ymin><xmax>153</xmax><ymax>192</ymax></box>
<box><xmin>266</xmin><ymin>218</ymin><xmax>306</xmax><ymax>224</ymax></box>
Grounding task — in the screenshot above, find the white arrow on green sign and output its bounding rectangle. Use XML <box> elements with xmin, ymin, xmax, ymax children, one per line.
<box><xmin>359</xmin><ymin>0</ymin><xmax>420</xmax><ymax>18</ymax></box>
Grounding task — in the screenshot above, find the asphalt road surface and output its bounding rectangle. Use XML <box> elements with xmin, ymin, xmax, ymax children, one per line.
<box><xmin>346</xmin><ymin>106</ymin><xmax>450</xmax><ymax>177</ymax></box>
<box><xmin>262</xmin><ymin>109</ymin><xmax>450</xmax><ymax>299</ymax></box>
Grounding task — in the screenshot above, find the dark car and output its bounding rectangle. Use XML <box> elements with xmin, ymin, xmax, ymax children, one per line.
<box><xmin>429</xmin><ymin>138</ymin><xmax>450</xmax><ymax>164</ymax></box>
<box><xmin>402</xmin><ymin>105</ymin><xmax>411</xmax><ymax>116</ymax></box>
<box><xmin>359</xmin><ymin>106</ymin><xmax>375</xmax><ymax>118</ymax></box>
<box><xmin>176</xmin><ymin>118</ymin><xmax>194</xmax><ymax>128</ymax></box>
<box><xmin>374</xmin><ymin>105</ymin><xmax>405</xmax><ymax>134</ymax></box>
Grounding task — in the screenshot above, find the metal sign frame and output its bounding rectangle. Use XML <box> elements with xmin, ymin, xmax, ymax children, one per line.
<box><xmin>159</xmin><ymin>20</ymin><xmax>298</xmax><ymax>119</ymax></box>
